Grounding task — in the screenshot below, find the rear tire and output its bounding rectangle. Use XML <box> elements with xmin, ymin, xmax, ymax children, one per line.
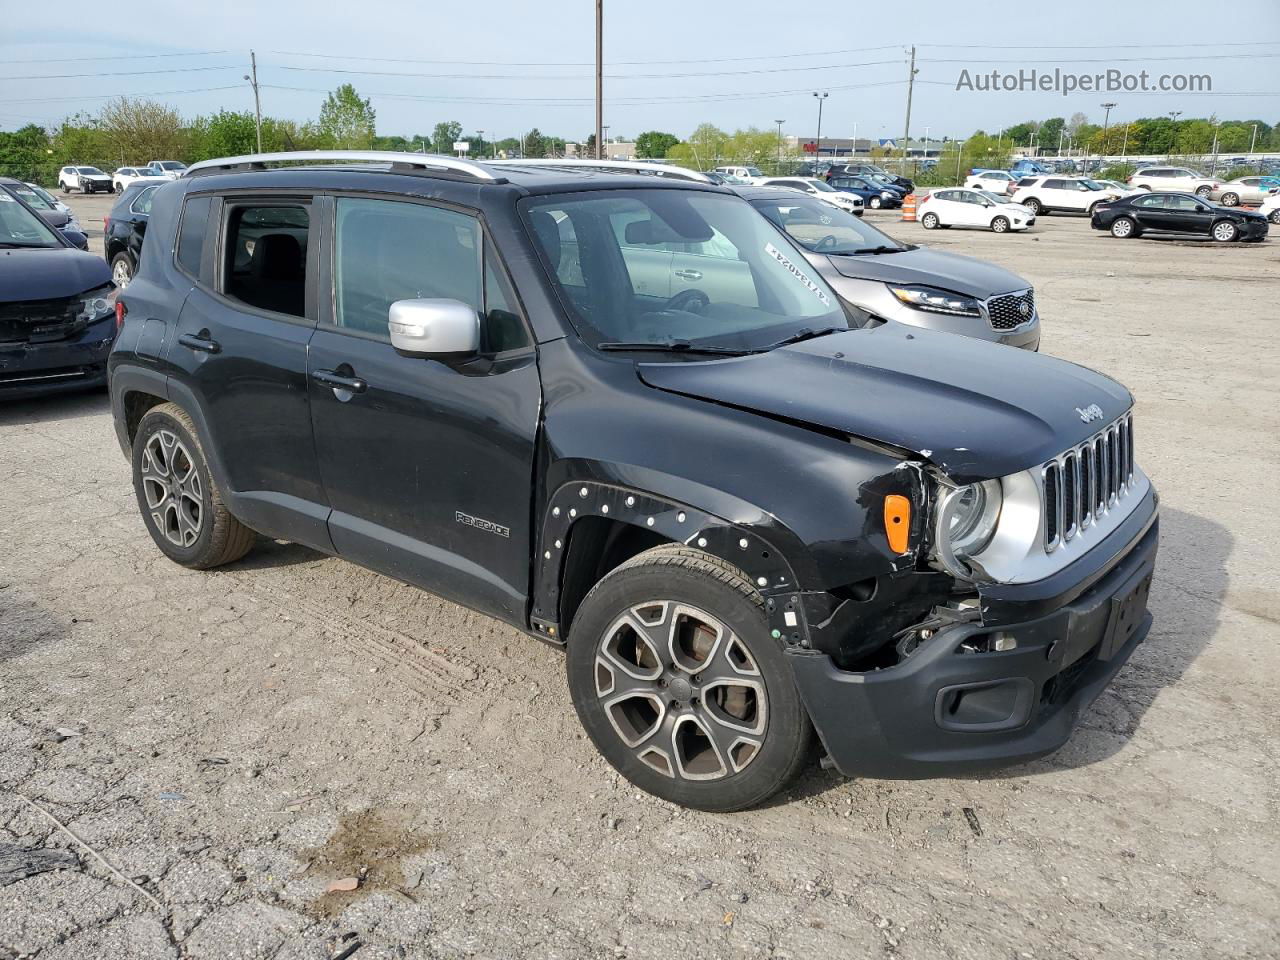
<box><xmin>1023</xmin><ymin>198</ymin><xmax>1042</xmax><ymax>216</ymax></box>
<box><xmin>566</xmin><ymin>544</ymin><xmax>814</xmax><ymax>812</ymax></box>
<box><xmin>1269</xmin><ymin>208</ymin><xmax>1280</xmax><ymax>225</ymax></box>
<box><xmin>110</xmin><ymin>252</ymin><xmax>134</xmax><ymax>288</ymax></box>
<box><xmin>1110</xmin><ymin>217</ymin><xmax>1137</xmax><ymax>239</ymax></box>
<box><xmin>132</xmin><ymin>403</ymin><xmax>255</xmax><ymax>569</ymax></box>
<box><xmin>921</xmin><ymin>212</ymin><xmax>940</xmax><ymax>229</ymax></box>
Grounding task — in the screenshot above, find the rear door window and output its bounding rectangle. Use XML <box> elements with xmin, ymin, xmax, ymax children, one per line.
<box><xmin>222</xmin><ymin>202</ymin><xmax>311</xmax><ymax>319</ymax></box>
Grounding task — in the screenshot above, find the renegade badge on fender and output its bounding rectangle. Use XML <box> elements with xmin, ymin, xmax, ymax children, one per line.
<box><xmin>109</xmin><ymin>152</ymin><xmax>1158</xmax><ymax>811</ymax></box>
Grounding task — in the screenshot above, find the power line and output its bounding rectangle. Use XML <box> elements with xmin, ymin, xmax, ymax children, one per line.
<box><xmin>0</xmin><ymin>85</ymin><xmax>245</xmax><ymax>105</ymax></box>
<box><xmin>267</xmin><ymin>44</ymin><xmax>903</xmax><ymax>67</ymax></box>
<box><xmin>921</xmin><ymin>40</ymin><xmax>1280</xmax><ymax>50</ymax></box>
<box><xmin>0</xmin><ymin>50</ymin><xmax>227</xmax><ymax>65</ymax></box>
<box><xmin>275</xmin><ymin>58</ymin><xmax>906</xmax><ymax>81</ymax></box>
<box><xmin>0</xmin><ymin>64</ymin><xmax>240</xmax><ymax>81</ymax></box>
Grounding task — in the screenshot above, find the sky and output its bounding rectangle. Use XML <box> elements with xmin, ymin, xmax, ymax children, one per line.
<box><xmin>1</xmin><ymin>0</ymin><xmax>1278</xmax><ymax>143</ymax></box>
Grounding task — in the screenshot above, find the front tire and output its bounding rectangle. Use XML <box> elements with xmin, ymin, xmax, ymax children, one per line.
<box><xmin>132</xmin><ymin>403</ymin><xmax>255</xmax><ymax>569</ymax></box>
<box><xmin>1195</xmin><ymin>185</ymin><xmax>1213</xmax><ymax>198</ymax></box>
<box><xmin>1212</xmin><ymin>220</ymin><xmax>1239</xmax><ymax>242</ymax></box>
<box><xmin>869</xmin><ymin>196</ymin><xmax>883</xmax><ymax>209</ymax></box>
<box><xmin>1220</xmin><ymin>192</ymin><xmax>1240</xmax><ymax>206</ymax></box>
<box><xmin>566</xmin><ymin>545</ymin><xmax>813</xmax><ymax>812</ymax></box>
<box><xmin>1110</xmin><ymin>217</ymin><xmax>1137</xmax><ymax>239</ymax></box>
<box><xmin>991</xmin><ymin>215</ymin><xmax>1010</xmax><ymax>233</ymax></box>
<box><xmin>921</xmin><ymin>212</ymin><xmax>940</xmax><ymax>229</ymax></box>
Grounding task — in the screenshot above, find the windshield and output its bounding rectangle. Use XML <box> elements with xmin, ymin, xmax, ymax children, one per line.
<box><xmin>159</xmin><ymin>161</ymin><xmax>187</xmax><ymax>171</ymax></box>
<box><xmin>523</xmin><ymin>189</ymin><xmax>848</xmax><ymax>353</ymax></box>
<box><xmin>11</xmin><ymin>185</ymin><xmax>54</xmax><ymax>210</ymax></box>
<box><xmin>977</xmin><ymin>191</ymin><xmax>1006</xmax><ymax>204</ymax></box>
<box><xmin>26</xmin><ymin>184</ymin><xmax>57</xmax><ymax>204</ymax></box>
<box><xmin>744</xmin><ymin>167</ymin><xmax>763</xmax><ymax>178</ymax></box>
<box><xmin>751</xmin><ymin>195</ymin><xmax>906</xmax><ymax>257</ymax></box>
<box><xmin>807</xmin><ymin>179</ymin><xmax>837</xmax><ymax>192</ymax></box>
<box><xmin>0</xmin><ymin>191</ymin><xmax>62</xmax><ymax>247</ymax></box>
<box><xmin>76</xmin><ymin>167</ymin><xmax>104</xmax><ymax>175</ymax></box>
<box><xmin>1081</xmin><ymin>179</ymin><xmax>1107</xmax><ymax>191</ymax></box>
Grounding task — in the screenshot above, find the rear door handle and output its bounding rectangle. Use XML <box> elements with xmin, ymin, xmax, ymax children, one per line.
<box><xmin>312</xmin><ymin>368</ymin><xmax>368</xmax><ymax>394</ymax></box>
<box><xmin>178</xmin><ymin>333</ymin><xmax>220</xmax><ymax>354</ymax></box>
<box><xmin>674</xmin><ymin>269</ymin><xmax>702</xmax><ymax>281</ymax></box>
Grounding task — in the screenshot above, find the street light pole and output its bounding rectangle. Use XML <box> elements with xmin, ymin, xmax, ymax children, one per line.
<box><xmin>477</xmin><ymin>130</ymin><xmax>484</xmax><ymax>159</ymax></box>
<box><xmin>901</xmin><ymin>44</ymin><xmax>917</xmax><ymax>169</ymax></box>
<box><xmin>774</xmin><ymin>119</ymin><xmax>785</xmax><ymax>171</ymax></box>
<box><xmin>812</xmin><ymin>92</ymin><xmax>828</xmax><ymax>162</ymax></box>
<box><xmin>1250</xmin><ymin>122</ymin><xmax>1258</xmax><ymax>158</ymax></box>
<box><xmin>1167</xmin><ymin>111</ymin><xmax>1182</xmax><ymax>162</ymax></box>
<box><xmin>1100</xmin><ymin>102</ymin><xmax>1116</xmax><ymax>165</ymax></box>
<box><xmin>595</xmin><ymin>0</ymin><xmax>604</xmax><ymax>160</ymax></box>
<box><xmin>244</xmin><ymin>50</ymin><xmax>262</xmax><ymax>154</ymax></box>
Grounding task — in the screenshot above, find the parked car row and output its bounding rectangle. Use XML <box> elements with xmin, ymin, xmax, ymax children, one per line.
<box><xmin>55</xmin><ymin>160</ymin><xmax>187</xmax><ymax>194</ymax></box>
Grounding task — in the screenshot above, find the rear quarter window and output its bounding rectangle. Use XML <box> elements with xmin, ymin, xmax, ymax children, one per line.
<box><xmin>176</xmin><ymin>194</ymin><xmax>214</xmax><ymax>279</ymax></box>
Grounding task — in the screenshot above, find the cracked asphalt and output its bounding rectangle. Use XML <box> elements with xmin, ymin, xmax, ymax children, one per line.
<box><xmin>1</xmin><ymin>191</ymin><xmax>1278</xmax><ymax>959</ymax></box>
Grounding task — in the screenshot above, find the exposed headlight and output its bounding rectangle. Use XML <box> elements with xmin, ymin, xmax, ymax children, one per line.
<box><xmin>76</xmin><ymin>285</ymin><xmax>116</xmax><ymax>322</ymax></box>
<box><xmin>935</xmin><ymin>479</ymin><xmax>1003</xmax><ymax>578</ymax></box>
<box><xmin>888</xmin><ymin>284</ymin><xmax>982</xmax><ymax>317</ymax></box>
<box><xmin>880</xmin><ymin>191</ymin><xmax>894</xmax><ymax>198</ymax></box>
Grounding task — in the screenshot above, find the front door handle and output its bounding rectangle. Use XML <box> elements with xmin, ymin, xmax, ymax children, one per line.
<box><xmin>312</xmin><ymin>368</ymin><xmax>368</xmax><ymax>394</ymax></box>
<box><xmin>178</xmin><ymin>332</ymin><xmax>220</xmax><ymax>354</ymax></box>
<box><xmin>674</xmin><ymin>269</ymin><xmax>703</xmax><ymax>282</ymax></box>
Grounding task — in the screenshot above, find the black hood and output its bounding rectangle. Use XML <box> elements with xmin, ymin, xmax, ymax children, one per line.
<box><xmin>826</xmin><ymin>246</ymin><xmax>1029</xmax><ymax>298</ymax></box>
<box><xmin>637</xmin><ymin>325</ymin><xmax>1132</xmax><ymax>481</ymax></box>
<box><xmin>0</xmin><ymin>247</ymin><xmax>112</xmax><ymax>301</ymax></box>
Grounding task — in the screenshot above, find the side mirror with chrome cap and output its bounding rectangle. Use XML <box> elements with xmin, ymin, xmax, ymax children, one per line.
<box><xmin>388</xmin><ymin>299</ymin><xmax>480</xmax><ymax>358</ymax></box>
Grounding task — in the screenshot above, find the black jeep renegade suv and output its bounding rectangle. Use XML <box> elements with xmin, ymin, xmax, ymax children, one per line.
<box><xmin>109</xmin><ymin>152</ymin><xmax>1158</xmax><ymax>811</ymax></box>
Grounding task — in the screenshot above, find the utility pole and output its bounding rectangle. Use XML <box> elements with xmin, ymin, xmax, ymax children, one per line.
<box><xmin>812</xmin><ymin>92</ymin><xmax>828</xmax><ymax>162</ymax></box>
<box><xmin>1167</xmin><ymin>111</ymin><xmax>1182</xmax><ymax>162</ymax></box>
<box><xmin>1100</xmin><ymin>102</ymin><xmax>1116</xmax><ymax>164</ymax></box>
<box><xmin>1121</xmin><ymin>123</ymin><xmax>1129</xmax><ymax>160</ymax></box>
<box><xmin>1210</xmin><ymin>116</ymin><xmax>1221</xmax><ymax>176</ymax></box>
<box><xmin>595</xmin><ymin>0</ymin><xmax>604</xmax><ymax>160</ymax></box>
<box><xmin>244</xmin><ymin>50</ymin><xmax>262</xmax><ymax>154</ymax></box>
<box><xmin>774</xmin><ymin>119</ymin><xmax>785</xmax><ymax>172</ymax></box>
<box><xmin>901</xmin><ymin>45</ymin><xmax>917</xmax><ymax>170</ymax></box>
<box><xmin>477</xmin><ymin>130</ymin><xmax>484</xmax><ymax>158</ymax></box>
<box><xmin>1250</xmin><ymin>123</ymin><xmax>1258</xmax><ymax>158</ymax></box>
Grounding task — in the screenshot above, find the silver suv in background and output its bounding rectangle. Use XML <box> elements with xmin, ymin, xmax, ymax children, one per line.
<box><xmin>736</xmin><ymin>186</ymin><xmax>1040</xmax><ymax>350</ymax></box>
<box><xmin>1128</xmin><ymin>167</ymin><xmax>1219</xmax><ymax>197</ymax></box>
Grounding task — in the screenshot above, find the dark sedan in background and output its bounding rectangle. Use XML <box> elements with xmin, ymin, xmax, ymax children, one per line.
<box><xmin>105</xmin><ymin>182</ymin><xmax>162</xmax><ymax>287</ymax></box>
<box><xmin>0</xmin><ymin>177</ymin><xmax>116</xmax><ymax>400</ymax></box>
<box><xmin>1092</xmin><ymin>192</ymin><xmax>1269</xmax><ymax>243</ymax></box>
<box><xmin>0</xmin><ymin>181</ymin><xmax>89</xmax><ymax>250</ymax></box>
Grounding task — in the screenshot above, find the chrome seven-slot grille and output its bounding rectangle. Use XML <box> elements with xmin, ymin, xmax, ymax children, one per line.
<box><xmin>986</xmin><ymin>290</ymin><xmax>1035</xmax><ymax>330</ymax></box>
<box><xmin>1041</xmin><ymin>412</ymin><xmax>1134</xmax><ymax>552</ymax></box>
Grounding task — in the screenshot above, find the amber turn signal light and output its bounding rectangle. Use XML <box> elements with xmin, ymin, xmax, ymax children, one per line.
<box><xmin>884</xmin><ymin>494</ymin><xmax>911</xmax><ymax>553</ymax></box>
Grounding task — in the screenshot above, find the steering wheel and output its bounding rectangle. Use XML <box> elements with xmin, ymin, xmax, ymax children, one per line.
<box><xmin>662</xmin><ymin>289</ymin><xmax>710</xmax><ymax>314</ymax></box>
<box><xmin>814</xmin><ymin>235</ymin><xmax>841</xmax><ymax>251</ymax></box>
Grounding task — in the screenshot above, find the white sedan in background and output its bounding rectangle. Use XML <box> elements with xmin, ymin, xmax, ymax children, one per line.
<box><xmin>112</xmin><ymin>166</ymin><xmax>168</xmax><ymax>193</ymax></box>
<box><xmin>757</xmin><ymin>177</ymin><xmax>865</xmax><ymax>216</ymax></box>
<box><xmin>918</xmin><ymin>188</ymin><xmax>1034</xmax><ymax>233</ymax></box>
<box><xmin>963</xmin><ymin>170</ymin><xmax>1018</xmax><ymax>195</ymax></box>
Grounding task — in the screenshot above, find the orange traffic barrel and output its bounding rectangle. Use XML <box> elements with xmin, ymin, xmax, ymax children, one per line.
<box><xmin>901</xmin><ymin>193</ymin><xmax>918</xmax><ymax>221</ymax></box>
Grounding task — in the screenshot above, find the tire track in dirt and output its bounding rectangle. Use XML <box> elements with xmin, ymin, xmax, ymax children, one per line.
<box><xmin>247</xmin><ymin>579</ymin><xmax>483</xmax><ymax>706</ymax></box>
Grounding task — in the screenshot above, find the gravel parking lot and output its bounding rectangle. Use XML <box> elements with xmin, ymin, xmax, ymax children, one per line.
<box><xmin>2</xmin><ymin>188</ymin><xmax>1278</xmax><ymax>960</ymax></box>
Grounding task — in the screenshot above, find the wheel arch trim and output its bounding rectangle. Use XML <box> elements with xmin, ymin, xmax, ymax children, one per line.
<box><xmin>532</xmin><ymin>479</ymin><xmax>811</xmax><ymax>651</ymax></box>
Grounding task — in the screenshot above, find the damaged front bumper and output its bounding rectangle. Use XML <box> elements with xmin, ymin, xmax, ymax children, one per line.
<box><xmin>788</xmin><ymin>487</ymin><xmax>1158</xmax><ymax>779</ymax></box>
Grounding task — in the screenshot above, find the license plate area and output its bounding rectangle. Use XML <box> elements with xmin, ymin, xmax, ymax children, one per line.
<box><xmin>1099</xmin><ymin>565</ymin><xmax>1153</xmax><ymax>661</ymax></box>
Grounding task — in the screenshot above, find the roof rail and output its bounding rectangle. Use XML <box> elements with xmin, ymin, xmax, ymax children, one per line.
<box><xmin>182</xmin><ymin>150</ymin><xmax>502</xmax><ymax>182</ymax></box>
<box><xmin>488</xmin><ymin>158</ymin><xmax>711</xmax><ymax>183</ymax></box>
